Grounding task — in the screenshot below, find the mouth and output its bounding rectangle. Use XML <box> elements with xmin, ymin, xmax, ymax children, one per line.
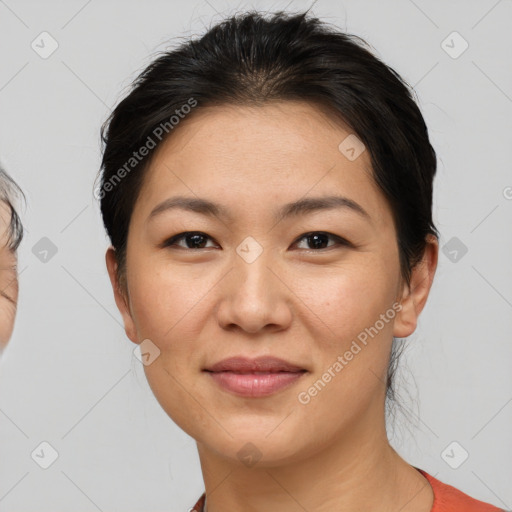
<box><xmin>203</xmin><ymin>355</ymin><xmax>307</xmax><ymax>373</ymax></box>
<box><xmin>203</xmin><ymin>356</ymin><xmax>308</xmax><ymax>397</ymax></box>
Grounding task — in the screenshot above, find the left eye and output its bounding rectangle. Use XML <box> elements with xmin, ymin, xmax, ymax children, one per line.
<box><xmin>293</xmin><ymin>232</ymin><xmax>348</xmax><ymax>251</ymax></box>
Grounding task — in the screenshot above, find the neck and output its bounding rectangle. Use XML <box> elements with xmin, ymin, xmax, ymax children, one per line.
<box><xmin>197</xmin><ymin>414</ymin><xmax>433</xmax><ymax>512</ymax></box>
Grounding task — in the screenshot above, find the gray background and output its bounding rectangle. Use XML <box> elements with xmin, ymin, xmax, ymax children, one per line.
<box><xmin>0</xmin><ymin>0</ymin><xmax>511</xmax><ymax>510</ymax></box>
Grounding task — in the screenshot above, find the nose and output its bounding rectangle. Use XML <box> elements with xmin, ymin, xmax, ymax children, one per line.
<box><xmin>215</xmin><ymin>246</ymin><xmax>293</xmax><ymax>334</ymax></box>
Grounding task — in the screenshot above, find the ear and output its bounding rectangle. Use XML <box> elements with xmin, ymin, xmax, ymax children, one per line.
<box><xmin>393</xmin><ymin>234</ymin><xmax>439</xmax><ymax>338</ymax></box>
<box><xmin>105</xmin><ymin>246</ymin><xmax>138</xmax><ymax>344</ymax></box>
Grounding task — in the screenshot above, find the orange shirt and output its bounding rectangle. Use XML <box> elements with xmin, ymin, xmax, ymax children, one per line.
<box><xmin>415</xmin><ymin>468</ymin><xmax>505</xmax><ymax>512</ymax></box>
<box><xmin>190</xmin><ymin>467</ymin><xmax>505</xmax><ymax>511</ymax></box>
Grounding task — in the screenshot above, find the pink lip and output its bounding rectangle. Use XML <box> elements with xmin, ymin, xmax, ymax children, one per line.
<box><xmin>203</xmin><ymin>356</ymin><xmax>307</xmax><ymax>397</ymax></box>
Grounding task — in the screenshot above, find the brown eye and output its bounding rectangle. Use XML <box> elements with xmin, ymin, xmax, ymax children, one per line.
<box><xmin>163</xmin><ymin>231</ymin><xmax>218</xmax><ymax>250</ymax></box>
<box><xmin>293</xmin><ymin>232</ymin><xmax>349</xmax><ymax>251</ymax></box>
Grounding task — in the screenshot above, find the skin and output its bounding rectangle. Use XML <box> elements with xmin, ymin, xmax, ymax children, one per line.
<box><xmin>106</xmin><ymin>101</ymin><xmax>438</xmax><ymax>512</ymax></box>
<box><xmin>0</xmin><ymin>201</ymin><xmax>19</xmax><ymax>350</ymax></box>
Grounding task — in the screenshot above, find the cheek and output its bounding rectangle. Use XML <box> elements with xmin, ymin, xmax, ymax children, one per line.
<box><xmin>127</xmin><ymin>261</ymin><xmax>217</xmax><ymax>344</ymax></box>
<box><xmin>301</xmin><ymin>257</ymin><xmax>398</xmax><ymax>341</ymax></box>
<box><xmin>126</xmin><ymin>265</ymin><xmax>212</xmax><ymax>431</ymax></box>
<box><xmin>296</xmin><ymin>258</ymin><xmax>398</xmax><ymax>404</ymax></box>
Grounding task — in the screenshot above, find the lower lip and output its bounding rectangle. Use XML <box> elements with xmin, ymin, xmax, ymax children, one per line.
<box><xmin>205</xmin><ymin>371</ymin><xmax>306</xmax><ymax>397</ymax></box>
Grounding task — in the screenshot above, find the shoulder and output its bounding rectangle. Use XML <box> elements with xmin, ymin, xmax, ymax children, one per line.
<box><xmin>415</xmin><ymin>467</ymin><xmax>505</xmax><ymax>512</ymax></box>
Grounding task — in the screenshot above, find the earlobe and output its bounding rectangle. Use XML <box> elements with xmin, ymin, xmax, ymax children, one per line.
<box><xmin>105</xmin><ymin>246</ymin><xmax>139</xmax><ymax>344</ymax></box>
<box><xmin>393</xmin><ymin>235</ymin><xmax>439</xmax><ymax>339</ymax></box>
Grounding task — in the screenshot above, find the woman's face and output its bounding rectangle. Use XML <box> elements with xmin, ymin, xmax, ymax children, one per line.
<box><xmin>0</xmin><ymin>202</ymin><xmax>18</xmax><ymax>349</ymax></box>
<box><xmin>107</xmin><ymin>101</ymin><xmax>436</xmax><ymax>466</ymax></box>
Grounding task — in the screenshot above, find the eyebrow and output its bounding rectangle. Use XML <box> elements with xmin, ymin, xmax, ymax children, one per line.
<box><xmin>148</xmin><ymin>195</ymin><xmax>371</xmax><ymax>224</ymax></box>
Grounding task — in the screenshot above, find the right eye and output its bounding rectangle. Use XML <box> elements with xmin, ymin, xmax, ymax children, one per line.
<box><xmin>162</xmin><ymin>231</ymin><xmax>219</xmax><ymax>250</ymax></box>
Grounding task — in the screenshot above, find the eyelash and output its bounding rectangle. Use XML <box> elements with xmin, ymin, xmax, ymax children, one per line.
<box><xmin>161</xmin><ymin>231</ymin><xmax>351</xmax><ymax>252</ymax></box>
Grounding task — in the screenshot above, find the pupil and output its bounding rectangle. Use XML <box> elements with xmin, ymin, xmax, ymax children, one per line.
<box><xmin>188</xmin><ymin>234</ymin><xmax>206</xmax><ymax>248</ymax></box>
<box><xmin>309</xmin><ymin>233</ymin><xmax>327</xmax><ymax>249</ymax></box>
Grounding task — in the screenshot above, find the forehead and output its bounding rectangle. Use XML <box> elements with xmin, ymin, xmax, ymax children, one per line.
<box><xmin>154</xmin><ymin>100</ymin><xmax>368</xmax><ymax>166</ymax></box>
<box><xmin>135</xmin><ymin>101</ymin><xmax>391</xmax><ymax>227</ymax></box>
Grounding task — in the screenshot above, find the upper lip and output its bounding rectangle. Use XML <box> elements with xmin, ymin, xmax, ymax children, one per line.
<box><xmin>204</xmin><ymin>356</ymin><xmax>307</xmax><ymax>373</ymax></box>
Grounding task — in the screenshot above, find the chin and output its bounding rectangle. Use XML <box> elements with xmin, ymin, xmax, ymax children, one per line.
<box><xmin>195</xmin><ymin>424</ymin><xmax>312</xmax><ymax>469</ymax></box>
